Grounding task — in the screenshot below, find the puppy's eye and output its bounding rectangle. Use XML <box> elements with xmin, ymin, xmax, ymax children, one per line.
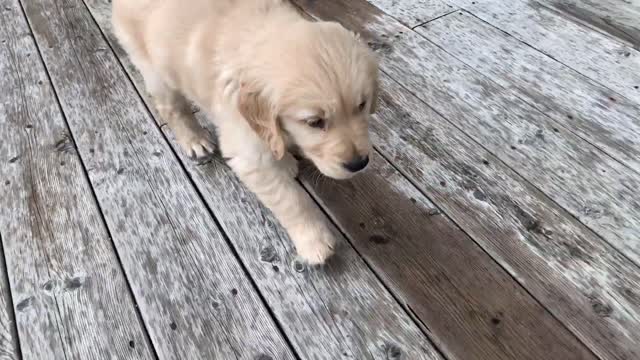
<box><xmin>307</xmin><ymin>117</ymin><xmax>326</xmax><ymax>129</ymax></box>
<box><xmin>358</xmin><ymin>100</ymin><xmax>367</xmax><ymax>112</ymax></box>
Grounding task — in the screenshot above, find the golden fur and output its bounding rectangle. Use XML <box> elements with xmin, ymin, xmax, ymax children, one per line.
<box><xmin>112</xmin><ymin>0</ymin><xmax>379</xmax><ymax>264</ymax></box>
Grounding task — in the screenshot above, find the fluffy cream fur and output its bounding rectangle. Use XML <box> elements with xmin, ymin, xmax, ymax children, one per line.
<box><xmin>112</xmin><ymin>0</ymin><xmax>379</xmax><ymax>264</ymax></box>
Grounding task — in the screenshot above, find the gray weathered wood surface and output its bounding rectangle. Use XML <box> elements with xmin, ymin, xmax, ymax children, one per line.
<box><xmin>362</xmin><ymin>2</ymin><xmax>640</xmax><ymax>267</ymax></box>
<box><xmin>18</xmin><ymin>0</ymin><xmax>296</xmax><ymax>358</ymax></box>
<box><xmin>2</xmin><ymin>0</ymin><xmax>640</xmax><ymax>358</ymax></box>
<box><xmin>413</xmin><ymin>13</ymin><xmax>640</xmax><ymax>266</ymax></box>
<box><xmin>447</xmin><ymin>0</ymin><xmax>640</xmax><ymax>105</ymax></box>
<box><xmin>83</xmin><ymin>1</ymin><xmax>445</xmax><ymax>358</ymax></box>
<box><xmin>0</xmin><ymin>0</ymin><xmax>155</xmax><ymax>358</ymax></box>
<box><xmin>418</xmin><ymin>10</ymin><xmax>640</xmax><ymax>175</ymax></box>
<box><xmin>538</xmin><ymin>0</ymin><xmax>640</xmax><ymax>49</ymax></box>
<box><xmin>0</xmin><ymin>242</ymin><xmax>18</xmax><ymax>360</ymax></box>
<box><xmin>300</xmin><ymin>151</ymin><xmax>596</xmax><ymax>360</ymax></box>
<box><xmin>294</xmin><ymin>0</ymin><xmax>640</xmax><ymax>359</ymax></box>
<box><xmin>88</xmin><ymin>0</ymin><xmax>604</xmax><ymax>359</ymax></box>
<box><xmin>368</xmin><ymin>0</ymin><xmax>456</xmax><ymax>27</ymax></box>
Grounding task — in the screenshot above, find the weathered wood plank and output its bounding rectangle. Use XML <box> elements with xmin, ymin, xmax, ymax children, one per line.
<box><xmin>368</xmin><ymin>0</ymin><xmax>456</xmax><ymax>27</ymax></box>
<box><xmin>0</xmin><ymin>0</ymin><xmax>155</xmax><ymax>358</ymax></box>
<box><xmin>413</xmin><ymin>12</ymin><xmax>640</xmax><ymax>264</ymax></box>
<box><xmin>0</xmin><ymin>244</ymin><xmax>19</xmax><ymax>360</ymax></box>
<box><xmin>300</xmin><ymin>151</ymin><xmax>598</xmax><ymax>360</ymax></box>
<box><xmin>446</xmin><ymin>0</ymin><xmax>640</xmax><ymax>104</ymax></box>
<box><xmin>539</xmin><ymin>0</ymin><xmax>640</xmax><ymax>50</ymax></box>
<box><xmin>418</xmin><ymin>10</ymin><xmax>640</xmax><ymax>174</ymax></box>
<box><xmin>83</xmin><ymin>1</ymin><xmax>445</xmax><ymax>358</ymax></box>
<box><xmin>19</xmin><ymin>0</ymin><xmax>296</xmax><ymax>358</ymax></box>
<box><xmin>87</xmin><ymin>1</ymin><xmax>599</xmax><ymax>359</ymax></box>
<box><xmin>294</xmin><ymin>1</ymin><xmax>640</xmax><ymax>359</ymax></box>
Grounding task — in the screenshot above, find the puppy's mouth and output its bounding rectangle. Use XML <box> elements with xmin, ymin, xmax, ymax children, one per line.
<box><xmin>298</xmin><ymin>155</ymin><xmax>358</xmax><ymax>180</ymax></box>
<box><xmin>288</xmin><ymin>144</ymin><xmax>363</xmax><ymax>180</ymax></box>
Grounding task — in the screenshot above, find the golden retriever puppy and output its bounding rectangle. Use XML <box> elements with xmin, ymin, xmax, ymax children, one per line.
<box><xmin>112</xmin><ymin>0</ymin><xmax>379</xmax><ymax>264</ymax></box>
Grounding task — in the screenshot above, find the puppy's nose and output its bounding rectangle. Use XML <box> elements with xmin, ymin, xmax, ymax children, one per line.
<box><xmin>343</xmin><ymin>155</ymin><xmax>370</xmax><ymax>173</ymax></box>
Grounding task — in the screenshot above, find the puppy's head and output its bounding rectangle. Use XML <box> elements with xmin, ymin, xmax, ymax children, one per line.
<box><xmin>238</xmin><ymin>20</ymin><xmax>378</xmax><ymax>179</ymax></box>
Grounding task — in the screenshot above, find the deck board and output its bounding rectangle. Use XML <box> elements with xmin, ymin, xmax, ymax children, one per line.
<box><xmin>83</xmin><ymin>1</ymin><xmax>446</xmax><ymax>358</ymax></box>
<box><xmin>412</xmin><ymin>13</ymin><xmax>640</xmax><ymax>266</ymax></box>
<box><xmin>0</xmin><ymin>0</ymin><xmax>155</xmax><ymax>358</ymax></box>
<box><xmin>447</xmin><ymin>0</ymin><xmax>640</xmax><ymax>105</ymax></box>
<box><xmin>300</xmin><ymin>150</ymin><xmax>597</xmax><ymax>360</ymax></box>
<box><xmin>293</xmin><ymin>0</ymin><xmax>640</xmax><ymax>359</ymax></box>
<box><xmin>538</xmin><ymin>0</ymin><xmax>640</xmax><ymax>50</ymax></box>
<box><xmin>420</xmin><ymin>11</ymin><xmax>640</xmax><ymax>175</ymax></box>
<box><xmin>17</xmin><ymin>0</ymin><xmax>296</xmax><ymax>358</ymax></box>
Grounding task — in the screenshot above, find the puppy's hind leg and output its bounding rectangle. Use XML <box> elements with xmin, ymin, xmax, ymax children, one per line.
<box><xmin>111</xmin><ymin>9</ymin><xmax>212</xmax><ymax>158</ymax></box>
<box><xmin>141</xmin><ymin>65</ymin><xmax>215</xmax><ymax>160</ymax></box>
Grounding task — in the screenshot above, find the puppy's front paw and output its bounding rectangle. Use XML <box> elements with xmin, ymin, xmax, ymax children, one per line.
<box><xmin>178</xmin><ymin>132</ymin><xmax>215</xmax><ymax>160</ymax></box>
<box><xmin>291</xmin><ymin>223</ymin><xmax>336</xmax><ymax>265</ymax></box>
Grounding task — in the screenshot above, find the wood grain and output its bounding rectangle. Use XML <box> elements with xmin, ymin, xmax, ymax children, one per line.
<box><xmin>0</xmin><ymin>242</ymin><xmax>19</xmax><ymax>360</ymax></box>
<box><xmin>539</xmin><ymin>0</ymin><xmax>640</xmax><ymax>50</ymax></box>
<box><xmin>82</xmin><ymin>1</ymin><xmax>445</xmax><ymax>358</ymax></box>
<box><xmin>414</xmin><ymin>12</ymin><xmax>640</xmax><ymax>265</ymax></box>
<box><xmin>18</xmin><ymin>0</ymin><xmax>296</xmax><ymax>358</ymax></box>
<box><xmin>367</xmin><ymin>0</ymin><xmax>456</xmax><ymax>27</ymax></box>
<box><xmin>418</xmin><ymin>10</ymin><xmax>640</xmax><ymax>174</ymax></box>
<box><xmin>0</xmin><ymin>0</ymin><xmax>154</xmax><ymax>358</ymax></box>
<box><xmin>88</xmin><ymin>0</ymin><xmax>596</xmax><ymax>354</ymax></box>
<box><xmin>294</xmin><ymin>1</ymin><xmax>640</xmax><ymax>359</ymax></box>
<box><xmin>300</xmin><ymin>151</ymin><xmax>597</xmax><ymax>360</ymax></box>
<box><xmin>446</xmin><ymin>0</ymin><xmax>640</xmax><ymax>104</ymax></box>
<box><xmin>90</xmin><ymin>2</ymin><xmax>604</xmax><ymax>359</ymax></box>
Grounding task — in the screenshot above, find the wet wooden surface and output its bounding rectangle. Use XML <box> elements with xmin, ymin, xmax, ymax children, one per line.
<box><xmin>0</xmin><ymin>0</ymin><xmax>638</xmax><ymax>359</ymax></box>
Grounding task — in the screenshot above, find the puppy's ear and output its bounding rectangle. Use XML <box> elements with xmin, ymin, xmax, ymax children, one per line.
<box><xmin>238</xmin><ymin>84</ymin><xmax>286</xmax><ymax>160</ymax></box>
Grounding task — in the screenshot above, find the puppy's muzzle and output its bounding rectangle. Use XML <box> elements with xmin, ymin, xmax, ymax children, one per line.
<box><xmin>343</xmin><ymin>155</ymin><xmax>370</xmax><ymax>173</ymax></box>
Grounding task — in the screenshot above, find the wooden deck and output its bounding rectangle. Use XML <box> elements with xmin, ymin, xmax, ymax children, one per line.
<box><xmin>1</xmin><ymin>0</ymin><xmax>639</xmax><ymax>359</ymax></box>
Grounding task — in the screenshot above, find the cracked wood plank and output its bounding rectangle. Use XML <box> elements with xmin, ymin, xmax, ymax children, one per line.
<box><xmin>82</xmin><ymin>0</ymin><xmax>445</xmax><ymax>358</ymax></box>
<box><xmin>446</xmin><ymin>0</ymin><xmax>640</xmax><ymax>104</ymax></box>
<box><xmin>0</xmin><ymin>0</ymin><xmax>155</xmax><ymax>358</ymax></box>
<box><xmin>293</xmin><ymin>0</ymin><xmax>640</xmax><ymax>359</ymax></box>
<box><xmin>17</xmin><ymin>0</ymin><xmax>296</xmax><ymax>358</ymax></box>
